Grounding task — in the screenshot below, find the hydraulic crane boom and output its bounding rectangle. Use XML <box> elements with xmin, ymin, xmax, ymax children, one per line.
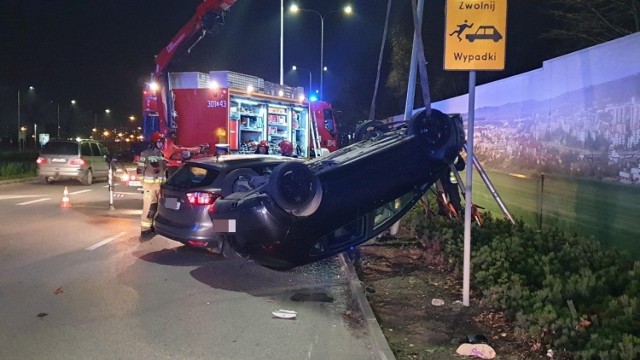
<box><xmin>153</xmin><ymin>0</ymin><xmax>237</xmax><ymax>80</ymax></box>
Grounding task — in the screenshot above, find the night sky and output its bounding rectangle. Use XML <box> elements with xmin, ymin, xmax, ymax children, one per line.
<box><xmin>0</xmin><ymin>0</ymin><xmax>550</xmax><ymax>140</ymax></box>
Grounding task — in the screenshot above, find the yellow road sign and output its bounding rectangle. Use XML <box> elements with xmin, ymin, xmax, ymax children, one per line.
<box><xmin>444</xmin><ymin>0</ymin><xmax>507</xmax><ymax>71</ymax></box>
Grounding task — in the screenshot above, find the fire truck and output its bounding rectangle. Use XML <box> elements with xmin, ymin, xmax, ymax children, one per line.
<box><xmin>138</xmin><ymin>0</ymin><xmax>339</xmax><ymax>169</ymax></box>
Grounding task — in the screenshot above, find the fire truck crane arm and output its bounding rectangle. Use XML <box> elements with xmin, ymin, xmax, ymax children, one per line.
<box><xmin>153</xmin><ymin>0</ymin><xmax>237</xmax><ymax>79</ymax></box>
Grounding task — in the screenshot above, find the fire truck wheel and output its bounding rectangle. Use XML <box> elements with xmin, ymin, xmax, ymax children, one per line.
<box><xmin>221</xmin><ymin>168</ymin><xmax>259</xmax><ymax>196</ymax></box>
<box><xmin>354</xmin><ymin>120</ymin><xmax>387</xmax><ymax>142</ymax></box>
<box><xmin>267</xmin><ymin>162</ymin><xmax>322</xmax><ymax>217</ymax></box>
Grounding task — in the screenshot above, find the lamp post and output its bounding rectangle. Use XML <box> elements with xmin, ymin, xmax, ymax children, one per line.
<box><xmin>292</xmin><ymin>65</ymin><xmax>312</xmax><ymax>97</ymax></box>
<box><xmin>17</xmin><ymin>86</ymin><xmax>35</xmax><ymax>151</ymax></box>
<box><xmin>290</xmin><ymin>4</ymin><xmax>353</xmax><ymax>101</ymax></box>
<box><xmin>57</xmin><ymin>103</ymin><xmax>60</xmax><ymax>138</ymax></box>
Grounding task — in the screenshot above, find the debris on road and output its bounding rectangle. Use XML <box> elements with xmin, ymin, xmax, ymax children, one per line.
<box><xmin>431</xmin><ymin>298</ymin><xmax>445</xmax><ymax>306</ymax></box>
<box><xmin>54</xmin><ymin>287</ymin><xmax>64</xmax><ymax>295</ymax></box>
<box><xmin>456</xmin><ymin>343</ymin><xmax>496</xmax><ymax>359</ymax></box>
<box><xmin>272</xmin><ymin>309</ymin><xmax>297</xmax><ymax>319</ymax></box>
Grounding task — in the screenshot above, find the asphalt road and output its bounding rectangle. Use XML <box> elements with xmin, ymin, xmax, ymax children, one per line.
<box><xmin>0</xmin><ymin>178</ymin><xmax>381</xmax><ymax>360</ymax></box>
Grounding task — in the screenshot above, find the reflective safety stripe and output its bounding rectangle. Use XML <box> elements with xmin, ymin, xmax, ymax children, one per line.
<box><xmin>450</xmin><ymin>171</ymin><xmax>457</xmax><ymax>184</ymax></box>
<box><xmin>143</xmin><ymin>178</ymin><xmax>165</xmax><ymax>183</ymax></box>
<box><xmin>141</xmin><ymin>221</ymin><xmax>153</xmax><ymax>227</ymax></box>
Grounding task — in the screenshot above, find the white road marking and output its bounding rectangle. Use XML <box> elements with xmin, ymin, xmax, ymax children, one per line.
<box><xmin>17</xmin><ymin>198</ymin><xmax>51</xmax><ymax>205</ymax></box>
<box><xmin>0</xmin><ymin>195</ymin><xmax>40</xmax><ymax>200</ymax></box>
<box><xmin>85</xmin><ymin>232</ymin><xmax>127</xmax><ymax>251</ymax></box>
<box><xmin>69</xmin><ymin>189</ymin><xmax>92</xmax><ymax>195</ymax></box>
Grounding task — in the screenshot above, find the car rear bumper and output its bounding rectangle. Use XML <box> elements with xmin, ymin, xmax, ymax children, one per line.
<box><xmin>154</xmin><ymin>214</ymin><xmax>223</xmax><ymax>251</ymax></box>
<box><xmin>38</xmin><ymin>167</ymin><xmax>84</xmax><ymax>179</ymax></box>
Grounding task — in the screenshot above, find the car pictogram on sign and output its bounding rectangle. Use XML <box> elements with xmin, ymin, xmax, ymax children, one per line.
<box><xmin>466</xmin><ymin>25</ymin><xmax>503</xmax><ymax>42</ymax></box>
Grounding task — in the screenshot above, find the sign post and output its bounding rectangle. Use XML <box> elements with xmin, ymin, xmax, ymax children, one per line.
<box><xmin>444</xmin><ymin>0</ymin><xmax>507</xmax><ymax>307</ymax></box>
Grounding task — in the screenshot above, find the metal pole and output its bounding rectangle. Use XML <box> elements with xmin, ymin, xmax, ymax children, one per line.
<box><xmin>57</xmin><ymin>103</ymin><xmax>60</xmax><ymax>138</ymax></box>
<box><xmin>308</xmin><ymin>71</ymin><xmax>312</xmax><ymax>96</ymax></box>
<box><xmin>17</xmin><ymin>90</ymin><xmax>21</xmax><ymax>151</ymax></box>
<box><xmin>34</xmin><ymin>123</ymin><xmax>37</xmax><ymax>149</ymax></box>
<box><xmin>280</xmin><ymin>0</ymin><xmax>284</xmax><ymax>85</ymax></box>
<box><xmin>320</xmin><ymin>16</ymin><xmax>324</xmax><ymax>100</ymax></box>
<box><xmin>108</xmin><ymin>161</ymin><xmax>115</xmax><ymax>210</ymax></box>
<box><xmin>403</xmin><ymin>0</ymin><xmax>425</xmax><ymax>120</ymax></box>
<box><xmin>462</xmin><ymin>70</ymin><xmax>476</xmax><ymax>307</ymax></box>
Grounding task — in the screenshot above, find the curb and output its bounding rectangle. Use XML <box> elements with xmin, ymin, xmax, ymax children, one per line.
<box><xmin>339</xmin><ymin>253</ymin><xmax>396</xmax><ymax>360</ymax></box>
<box><xmin>0</xmin><ymin>177</ymin><xmax>38</xmax><ymax>186</ymax></box>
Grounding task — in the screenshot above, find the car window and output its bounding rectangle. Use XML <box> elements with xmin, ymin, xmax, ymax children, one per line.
<box><xmin>313</xmin><ymin>217</ymin><xmax>366</xmax><ymax>255</ymax></box>
<box><xmin>41</xmin><ymin>141</ymin><xmax>78</xmax><ymax>155</ymax></box>
<box><xmin>98</xmin><ymin>143</ymin><xmax>109</xmax><ymax>156</ymax></box>
<box><xmin>372</xmin><ymin>192</ymin><xmax>415</xmax><ymax>230</ymax></box>
<box><xmin>80</xmin><ymin>143</ymin><xmax>91</xmax><ymax>156</ymax></box>
<box><xmin>323</xmin><ymin>109</ymin><xmax>336</xmax><ymax>134</ymax></box>
<box><xmin>166</xmin><ymin>165</ymin><xmax>220</xmax><ymax>189</ymax></box>
<box><xmin>89</xmin><ymin>142</ymin><xmax>100</xmax><ymax>157</ymax></box>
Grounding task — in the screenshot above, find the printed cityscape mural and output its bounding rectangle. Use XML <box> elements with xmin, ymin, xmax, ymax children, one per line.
<box><xmin>433</xmin><ymin>33</ymin><xmax>640</xmax><ymax>184</ymax></box>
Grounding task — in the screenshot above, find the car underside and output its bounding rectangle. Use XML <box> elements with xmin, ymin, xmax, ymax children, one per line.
<box><xmin>212</xmin><ymin>109</ymin><xmax>466</xmax><ymax>269</ymax></box>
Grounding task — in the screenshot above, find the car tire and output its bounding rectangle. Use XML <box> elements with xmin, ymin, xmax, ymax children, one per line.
<box><xmin>267</xmin><ymin>162</ymin><xmax>322</xmax><ymax>217</ymax></box>
<box><xmin>353</xmin><ymin>120</ymin><xmax>387</xmax><ymax>142</ymax></box>
<box><xmin>80</xmin><ymin>169</ymin><xmax>93</xmax><ymax>186</ymax></box>
<box><xmin>221</xmin><ymin>168</ymin><xmax>259</xmax><ymax>196</ymax></box>
<box><xmin>39</xmin><ymin>176</ymin><xmax>53</xmax><ymax>184</ymax></box>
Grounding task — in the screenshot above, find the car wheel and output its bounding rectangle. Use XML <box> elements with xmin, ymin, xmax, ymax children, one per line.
<box><xmin>39</xmin><ymin>176</ymin><xmax>53</xmax><ymax>184</ymax></box>
<box><xmin>80</xmin><ymin>169</ymin><xmax>93</xmax><ymax>185</ymax></box>
<box><xmin>221</xmin><ymin>168</ymin><xmax>259</xmax><ymax>196</ymax></box>
<box><xmin>353</xmin><ymin>120</ymin><xmax>387</xmax><ymax>142</ymax></box>
<box><xmin>267</xmin><ymin>162</ymin><xmax>322</xmax><ymax>217</ymax></box>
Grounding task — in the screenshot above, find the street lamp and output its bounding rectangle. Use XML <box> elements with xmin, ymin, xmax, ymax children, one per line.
<box><xmin>17</xmin><ymin>86</ymin><xmax>35</xmax><ymax>151</ymax></box>
<box><xmin>290</xmin><ymin>4</ymin><xmax>352</xmax><ymax>100</ymax></box>
<box><xmin>292</xmin><ymin>65</ymin><xmax>312</xmax><ymax>97</ymax></box>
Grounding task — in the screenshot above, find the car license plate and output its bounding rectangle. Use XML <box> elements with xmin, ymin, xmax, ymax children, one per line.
<box><xmin>52</xmin><ymin>158</ymin><xmax>67</xmax><ymax>163</ymax></box>
<box><xmin>165</xmin><ymin>197</ymin><xmax>181</xmax><ymax>210</ymax></box>
<box><xmin>213</xmin><ymin>219</ymin><xmax>236</xmax><ymax>232</ymax></box>
<box><xmin>128</xmin><ymin>180</ymin><xmax>141</xmax><ymax>187</ymax></box>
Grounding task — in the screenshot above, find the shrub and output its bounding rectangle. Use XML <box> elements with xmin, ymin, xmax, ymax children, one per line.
<box><xmin>416</xmin><ymin>205</ymin><xmax>640</xmax><ymax>358</ymax></box>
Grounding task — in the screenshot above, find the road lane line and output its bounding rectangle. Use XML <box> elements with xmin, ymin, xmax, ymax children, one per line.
<box><xmin>69</xmin><ymin>189</ymin><xmax>92</xmax><ymax>195</ymax></box>
<box><xmin>0</xmin><ymin>195</ymin><xmax>40</xmax><ymax>200</ymax></box>
<box><xmin>85</xmin><ymin>232</ymin><xmax>127</xmax><ymax>251</ymax></box>
<box><xmin>17</xmin><ymin>198</ymin><xmax>51</xmax><ymax>205</ymax></box>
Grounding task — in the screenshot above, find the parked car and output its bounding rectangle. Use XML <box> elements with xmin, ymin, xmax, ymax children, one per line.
<box><xmin>153</xmin><ymin>154</ymin><xmax>298</xmax><ymax>252</ymax></box>
<box><xmin>36</xmin><ymin>139</ymin><xmax>110</xmax><ymax>185</ymax></box>
<box><xmin>211</xmin><ymin>109</ymin><xmax>466</xmax><ymax>270</ymax></box>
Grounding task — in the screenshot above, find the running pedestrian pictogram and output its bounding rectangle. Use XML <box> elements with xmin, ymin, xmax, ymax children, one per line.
<box><xmin>449</xmin><ymin>20</ymin><xmax>475</xmax><ymax>42</ymax></box>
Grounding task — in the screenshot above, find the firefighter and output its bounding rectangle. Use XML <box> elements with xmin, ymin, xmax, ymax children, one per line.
<box><xmin>255</xmin><ymin>140</ymin><xmax>269</xmax><ymax>154</ymax></box>
<box><xmin>139</xmin><ymin>131</ymin><xmax>167</xmax><ymax>233</ymax></box>
<box><xmin>439</xmin><ymin>155</ymin><xmax>466</xmax><ymax>217</ymax></box>
<box><xmin>278</xmin><ymin>140</ymin><xmax>294</xmax><ymax>157</ymax></box>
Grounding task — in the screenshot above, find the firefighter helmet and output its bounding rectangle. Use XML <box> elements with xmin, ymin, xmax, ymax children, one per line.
<box><xmin>151</xmin><ymin>132</ymin><xmax>165</xmax><ymax>142</ymax></box>
<box><xmin>278</xmin><ymin>140</ymin><xmax>294</xmax><ymax>156</ymax></box>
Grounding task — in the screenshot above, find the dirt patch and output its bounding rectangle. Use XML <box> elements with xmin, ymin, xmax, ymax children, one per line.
<box><xmin>354</xmin><ymin>240</ymin><xmax>545</xmax><ymax>360</ymax></box>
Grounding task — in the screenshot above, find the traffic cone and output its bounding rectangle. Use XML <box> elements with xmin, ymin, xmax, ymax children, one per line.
<box><xmin>60</xmin><ymin>186</ymin><xmax>72</xmax><ymax>208</ymax></box>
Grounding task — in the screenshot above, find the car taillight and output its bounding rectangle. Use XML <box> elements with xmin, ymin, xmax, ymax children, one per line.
<box><xmin>69</xmin><ymin>158</ymin><xmax>85</xmax><ymax>166</ymax></box>
<box><xmin>36</xmin><ymin>157</ymin><xmax>47</xmax><ymax>165</ymax></box>
<box><xmin>185</xmin><ymin>191</ymin><xmax>221</xmax><ymax>206</ymax></box>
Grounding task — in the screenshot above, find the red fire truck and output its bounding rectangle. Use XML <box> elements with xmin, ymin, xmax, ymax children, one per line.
<box><xmin>138</xmin><ymin>0</ymin><xmax>339</xmax><ymax>169</ymax></box>
<box><xmin>142</xmin><ymin>71</ymin><xmax>339</xmax><ymax>159</ymax></box>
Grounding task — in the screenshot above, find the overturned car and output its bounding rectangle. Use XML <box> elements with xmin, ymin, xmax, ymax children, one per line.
<box><xmin>213</xmin><ymin>109</ymin><xmax>465</xmax><ymax>269</ymax></box>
